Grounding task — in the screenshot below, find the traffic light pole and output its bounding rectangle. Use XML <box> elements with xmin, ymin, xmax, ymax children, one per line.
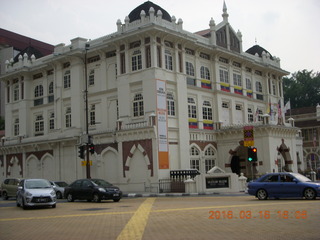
<box><xmin>84</xmin><ymin>44</ymin><xmax>91</xmax><ymax>179</ymax></box>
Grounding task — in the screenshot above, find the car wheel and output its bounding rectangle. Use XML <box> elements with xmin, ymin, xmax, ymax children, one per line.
<box><xmin>21</xmin><ymin>199</ymin><xmax>28</xmax><ymax>210</ymax></box>
<box><xmin>67</xmin><ymin>193</ymin><xmax>74</xmax><ymax>202</ymax></box>
<box><xmin>256</xmin><ymin>189</ymin><xmax>268</xmax><ymax>200</ymax></box>
<box><xmin>56</xmin><ymin>191</ymin><xmax>62</xmax><ymax>199</ymax></box>
<box><xmin>113</xmin><ymin>198</ymin><xmax>120</xmax><ymax>202</ymax></box>
<box><xmin>303</xmin><ymin>188</ymin><xmax>316</xmax><ymax>200</ymax></box>
<box><xmin>16</xmin><ymin>198</ymin><xmax>21</xmax><ymax>207</ymax></box>
<box><xmin>92</xmin><ymin>193</ymin><xmax>101</xmax><ymax>203</ymax></box>
<box><xmin>2</xmin><ymin>191</ymin><xmax>8</xmax><ymax>200</ymax></box>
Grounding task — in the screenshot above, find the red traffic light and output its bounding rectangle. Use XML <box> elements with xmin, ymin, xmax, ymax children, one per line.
<box><xmin>252</xmin><ymin>147</ymin><xmax>257</xmax><ymax>153</ymax></box>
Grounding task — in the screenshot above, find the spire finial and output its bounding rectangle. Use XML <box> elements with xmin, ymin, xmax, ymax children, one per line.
<box><xmin>222</xmin><ymin>1</ymin><xmax>229</xmax><ymax>22</ymax></box>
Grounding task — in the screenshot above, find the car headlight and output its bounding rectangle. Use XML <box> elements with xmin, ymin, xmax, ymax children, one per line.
<box><xmin>98</xmin><ymin>188</ymin><xmax>106</xmax><ymax>192</ymax></box>
<box><xmin>25</xmin><ymin>191</ymin><xmax>32</xmax><ymax>197</ymax></box>
<box><xmin>50</xmin><ymin>190</ymin><xmax>56</xmax><ymax>196</ymax></box>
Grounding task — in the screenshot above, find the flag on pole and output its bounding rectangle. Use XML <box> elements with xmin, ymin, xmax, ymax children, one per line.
<box><xmin>278</xmin><ymin>100</ymin><xmax>282</xmax><ymax>116</ymax></box>
<box><xmin>284</xmin><ymin>100</ymin><xmax>291</xmax><ymax>113</ymax></box>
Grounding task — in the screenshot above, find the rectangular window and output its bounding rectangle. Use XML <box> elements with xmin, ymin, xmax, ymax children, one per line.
<box><xmin>35</xmin><ymin>115</ymin><xmax>44</xmax><ymax>135</ymax></box>
<box><xmin>14</xmin><ymin>119</ymin><xmax>19</xmax><ymax>136</ymax></box>
<box><xmin>233</xmin><ymin>73</ymin><xmax>242</xmax><ymax>86</ymax></box>
<box><xmin>90</xmin><ymin>105</ymin><xmax>96</xmax><ymax>125</ymax></box>
<box><xmin>132</xmin><ymin>50</ymin><xmax>142</xmax><ymax>71</ymax></box>
<box><xmin>248</xmin><ymin>108</ymin><xmax>254</xmax><ymax>122</ymax></box>
<box><xmin>145</xmin><ymin>45</ymin><xmax>151</xmax><ymax>68</ymax></box>
<box><xmin>49</xmin><ymin>113</ymin><xmax>55</xmax><ymax>130</ymax></box>
<box><xmin>167</xmin><ymin>93</ymin><xmax>175</xmax><ymax>116</ymax></box>
<box><xmin>89</xmin><ymin>69</ymin><xmax>95</xmax><ymax>86</ymax></box>
<box><xmin>165</xmin><ymin>50</ymin><xmax>173</xmax><ymax>70</ymax></box>
<box><xmin>65</xmin><ymin>107</ymin><xmax>72</xmax><ymax>128</ymax></box>
<box><xmin>190</xmin><ymin>159</ymin><xmax>200</xmax><ymax>171</ymax></box>
<box><xmin>219</xmin><ymin>69</ymin><xmax>229</xmax><ymax>83</ymax></box>
<box><xmin>120</xmin><ymin>53</ymin><xmax>126</xmax><ymax>74</ymax></box>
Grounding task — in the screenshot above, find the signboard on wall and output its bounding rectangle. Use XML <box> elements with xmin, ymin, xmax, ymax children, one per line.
<box><xmin>205</xmin><ymin>177</ymin><xmax>229</xmax><ymax>188</ymax></box>
<box><xmin>156</xmin><ymin>79</ymin><xmax>169</xmax><ymax>169</ymax></box>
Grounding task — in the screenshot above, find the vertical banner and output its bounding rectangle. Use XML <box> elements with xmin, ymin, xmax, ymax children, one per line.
<box><xmin>156</xmin><ymin>79</ymin><xmax>169</xmax><ymax>169</ymax></box>
<box><xmin>243</xmin><ymin>126</ymin><xmax>254</xmax><ymax>147</ymax></box>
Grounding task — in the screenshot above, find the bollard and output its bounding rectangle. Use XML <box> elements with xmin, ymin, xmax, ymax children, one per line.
<box><xmin>238</xmin><ymin>173</ymin><xmax>247</xmax><ymax>192</ymax></box>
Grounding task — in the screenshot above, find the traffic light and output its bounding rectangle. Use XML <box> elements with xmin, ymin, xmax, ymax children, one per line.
<box><xmin>247</xmin><ymin>147</ymin><xmax>257</xmax><ymax>162</ymax></box>
<box><xmin>78</xmin><ymin>145</ymin><xmax>85</xmax><ymax>159</ymax></box>
<box><xmin>89</xmin><ymin>144</ymin><xmax>95</xmax><ymax>154</ymax></box>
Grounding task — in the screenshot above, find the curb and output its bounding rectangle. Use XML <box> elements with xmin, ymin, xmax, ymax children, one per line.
<box><xmin>123</xmin><ymin>191</ymin><xmax>248</xmax><ymax>198</ymax></box>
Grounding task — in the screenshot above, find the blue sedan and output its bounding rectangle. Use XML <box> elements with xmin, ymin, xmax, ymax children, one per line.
<box><xmin>247</xmin><ymin>172</ymin><xmax>320</xmax><ymax>200</ymax></box>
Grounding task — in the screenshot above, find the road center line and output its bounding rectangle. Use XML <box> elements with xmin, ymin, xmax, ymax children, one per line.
<box><xmin>116</xmin><ymin>197</ymin><xmax>155</xmax><ymax>240</ymax></box>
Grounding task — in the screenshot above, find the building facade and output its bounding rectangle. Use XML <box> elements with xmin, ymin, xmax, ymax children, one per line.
<box><xmin>0</xmin><ymin>2</ymin><xmax>302</xmax><ymax>191</ymax></box>
<box><xmin>286</xmin><ymin>105</ymin><xmax>320</xmax><ymax>177</ymax></box>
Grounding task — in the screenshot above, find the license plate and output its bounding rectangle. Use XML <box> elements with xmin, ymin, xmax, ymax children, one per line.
<box><xmin>38</xmin><ymin>198</ymin><xmax>46</xmax><ymax>203</ymax></box>
<box><xmin>113</xmin><ymin>193</ymin><xmax>119</xmax><ymax>197</ymax></box>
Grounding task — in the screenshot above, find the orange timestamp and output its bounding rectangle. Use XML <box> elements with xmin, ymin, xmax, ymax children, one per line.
<box><xmin>208</xmin><ymin>210</ymin><xmax>307</xmax><ymax>220</ymax></box>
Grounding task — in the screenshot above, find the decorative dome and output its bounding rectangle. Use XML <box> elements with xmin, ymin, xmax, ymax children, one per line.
<box><xmin>246</xmin><ymin>45</ymin><xmax>274</xmax><ymax>60</ymax></box>
<box><xmin>128</xmin><ymin>1</ymin><xmax>172</xmax><ymax>23</ymax></box>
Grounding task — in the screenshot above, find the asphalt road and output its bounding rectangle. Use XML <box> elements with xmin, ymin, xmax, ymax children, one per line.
<box><xmin>0</xmin><ymin>195</ymin><xmax>319</xmax><ymax>240</ymax></box>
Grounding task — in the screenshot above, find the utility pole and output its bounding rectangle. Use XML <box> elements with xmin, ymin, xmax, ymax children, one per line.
<box><xmin>84</xmin><ymin>43</ymin><xmax>91</xmax><ymax>179</ymax></box>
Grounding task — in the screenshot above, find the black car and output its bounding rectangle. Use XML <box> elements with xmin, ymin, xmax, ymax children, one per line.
<box><xmin>64</xmin><ymin>179</ymin><xmax>122</xmax><ymax>202</ymax></box>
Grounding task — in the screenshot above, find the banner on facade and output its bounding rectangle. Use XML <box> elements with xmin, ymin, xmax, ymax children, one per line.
<box><xmin>243</xmin><ymin>126</ymin><xmax>254</xmax><ymax>147</ymax></box>
<box><xmin>156</xmin><ymin>79</ymin><xmax>169</xmax><ymax>169</ymax></box>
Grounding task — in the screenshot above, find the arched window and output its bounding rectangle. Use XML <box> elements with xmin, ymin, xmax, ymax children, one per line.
<box><xmin>34</xmin><ymin>85</ymin><xmax>44</xmax><ymax>98</ymax></box>
<box><xmin>256</xmin><ymin>81</ymin><xmax>262</xmax><ymax>93</ymax></box>
<box><xmin>200</xmin><ymin>66</ymin><xmax>210</xmax><ymax>80</ymax></box>
<box><xmin>186</xmin><ymin>62</ymin><xmax>194</xmax><ymax>76</ymax></box>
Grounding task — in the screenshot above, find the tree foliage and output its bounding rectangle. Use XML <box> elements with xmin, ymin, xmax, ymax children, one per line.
<box><xmin>283</xmin><ymin>70</ymin><xmax>320</xmax><ymax>108</ymax></box>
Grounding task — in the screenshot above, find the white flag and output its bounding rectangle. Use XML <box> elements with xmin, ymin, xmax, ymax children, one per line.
<box><xmin>284</xmin><ymin>101</ymin><xmax>291</xmax><ymax>113</ymax></box>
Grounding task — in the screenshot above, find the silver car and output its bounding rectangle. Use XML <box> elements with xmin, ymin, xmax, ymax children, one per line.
<box><xmin>50</xmin><ymin>181</ymin><xmax>68</xmax><ymax>199</ymax></box>
<box><xmin>16</xmin><ymin>179</ymin><xmax>57</xmax><ymax>209</ymax></box>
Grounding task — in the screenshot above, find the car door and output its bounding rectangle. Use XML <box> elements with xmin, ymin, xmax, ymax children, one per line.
<box><xmin>70</xmin><ymin>180</ymin><xmax>82</xmax><ymax>199</ymax></box>
<box><xmin>8</xmin><ymin>179</ymin><xmax>18</xmax><ymax>197</ymax></box>
<box><xmin>80</xmin><ymin>180</ymin><xmax>94</xmax><ymax>200</ymax></box>
<box><xmin>261</xmin><ymin>174</ymin><xmax>280</xmax><ymax>196</ymax></box>
<box><xmin>279</xmin><ymin>174</ymin><xmax>299</xmax><ymax>197</ymax></box>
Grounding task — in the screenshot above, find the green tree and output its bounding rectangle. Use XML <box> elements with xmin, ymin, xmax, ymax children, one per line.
<box><xmin>283</xmin><ymin>70</ymin><xmax>320</xmax><ymax>108</ymax></box>
<box><xmin>0</xmin><ymin>116</ymin><xmax>4</xmax><ymax>130</ymax></box>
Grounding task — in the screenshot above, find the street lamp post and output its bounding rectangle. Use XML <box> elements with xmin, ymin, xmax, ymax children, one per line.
<box><xmin>84</xmin><ymin>43</ymin><xmax>91</xmax><ymax>179</ymax></box>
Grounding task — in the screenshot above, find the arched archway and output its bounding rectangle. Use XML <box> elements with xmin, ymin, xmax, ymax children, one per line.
<box><xmin>100</xmin><ymin>147</ymin><xmax>119</xmax><ymax>184</ymax></box>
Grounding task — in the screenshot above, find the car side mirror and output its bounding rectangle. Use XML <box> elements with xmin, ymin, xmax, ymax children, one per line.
<box><xmin>293</xmin><ymin>179</ymin><xmax>298</xmax><ymax>183</ymax></box>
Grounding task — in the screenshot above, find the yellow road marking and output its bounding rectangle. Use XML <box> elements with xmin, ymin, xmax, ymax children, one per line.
<box><xmin>116</xmin><ymin>198</ymin><xmax>155</xmax><ymax>240</ymax></box>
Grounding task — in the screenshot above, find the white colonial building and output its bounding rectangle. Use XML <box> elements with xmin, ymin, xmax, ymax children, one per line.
<box><xmin>0</xmin><ymin>1</ymin><xmax>303</xmax><ymax>192</ymax></box>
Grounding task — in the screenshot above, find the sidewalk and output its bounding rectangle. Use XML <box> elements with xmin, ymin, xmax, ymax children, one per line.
<box><xmin>122</xmin><ymin>191</ymin><xmax>248</xmax><ymax>198</ymax></box>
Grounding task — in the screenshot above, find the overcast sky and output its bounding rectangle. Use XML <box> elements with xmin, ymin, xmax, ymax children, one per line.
<box><xmin>1</xmin><ymin>0</ymin><xmax>319</xmax><ymax>74</ymax></box>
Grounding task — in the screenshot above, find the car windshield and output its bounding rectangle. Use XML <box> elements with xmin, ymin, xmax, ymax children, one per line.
<box><xmin>292</xmin><ymin>173</ymin><xmax>312</xmax><ymax>182</ymax></box>
<box><xmin>25</xmin><ymin>179</ymin><xmax>51</xmax><ymax>189</ymax></box>
<box><xmin>91</xmin><ymin>179</ymin><xmax>112</xmax><ymax>187</ymax></box>
<box><xmin>55</xmin><ymin>182</ymin><xmax>68</xmax><ymax>187</ymax></box>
